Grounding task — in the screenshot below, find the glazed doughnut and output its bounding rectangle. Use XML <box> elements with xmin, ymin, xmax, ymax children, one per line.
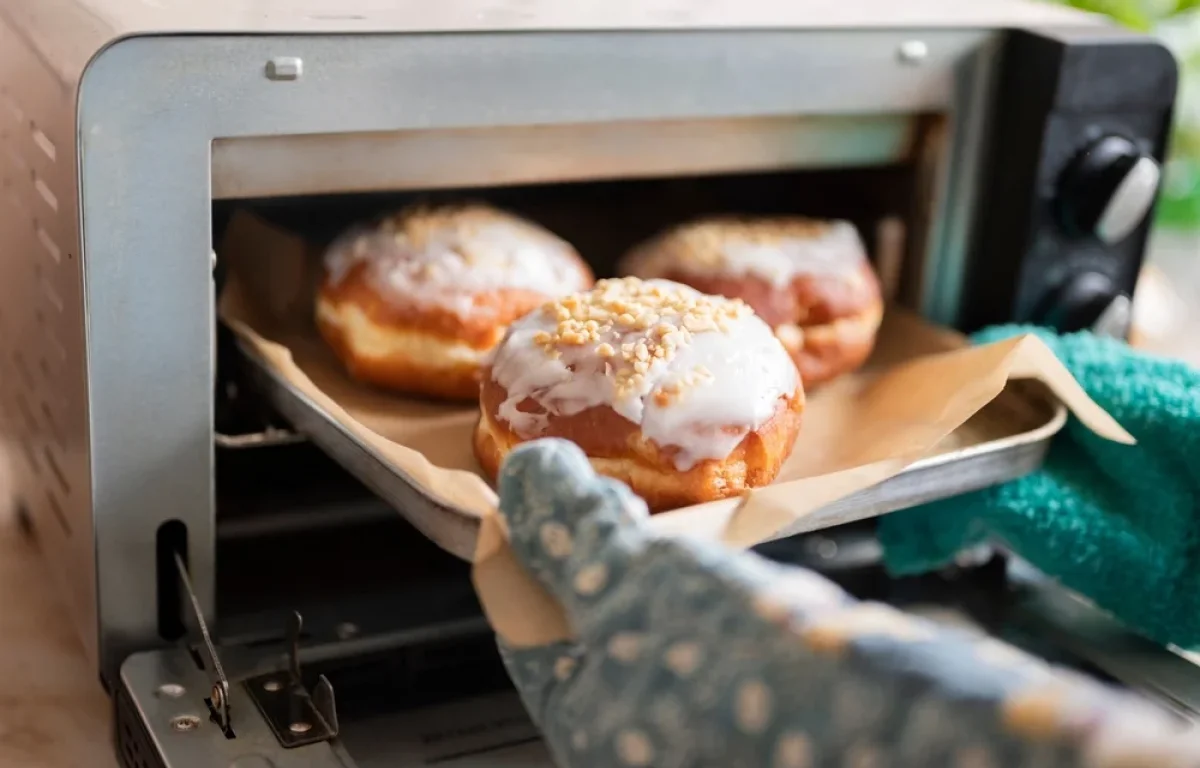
<box><xmin>620</xmin><ymin>217</ymin><xmax>884</xmax><ymax>387</ymax></box>
<box><xmin>316</xmin><ymin>204</ymin><xmax>594</xmax><ymax>400</ymax></box>
<box><xmin>475</xmin><ymin>277</ymin><xmax>804</xmax><ymax>511</ymax></box>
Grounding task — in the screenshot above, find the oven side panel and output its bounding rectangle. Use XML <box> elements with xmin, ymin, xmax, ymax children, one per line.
<box><xmin>0</xmin><ymin>14</ymin><xmax>99</xmax><ymax>668</ymax></box>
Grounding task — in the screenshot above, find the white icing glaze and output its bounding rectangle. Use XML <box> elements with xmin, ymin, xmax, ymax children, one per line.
<box><xmin>489</xmin><ymin>278</ymin><xmax>800</xmax><ymax>471</ymax></box>
<box><xmin>324</xmin><ymin>206</ymin><xmax>590</xmax><ymax>317</ymax></box>
<box><xmin>626</xmin><ymin>219</ymin><xmax>867</xmax><ymax>288</ymax></box>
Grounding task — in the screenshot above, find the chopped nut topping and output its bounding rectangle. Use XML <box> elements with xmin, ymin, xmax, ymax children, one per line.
<box><xmin>532</xmin><ymin>278</ymin><xmax>752</xmax><ymax>401</ymax></box>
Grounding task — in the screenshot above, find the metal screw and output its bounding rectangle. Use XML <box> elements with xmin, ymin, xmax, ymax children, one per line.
<box><xmin>156</xmin><ymin>683</ymin><xmax>186</xmax><ymax>698</ymax></box>
<box><xmin>814</xmin><ymin>538</ymin><xmax>839</xmax><ymax>559</ymax></box>
<box><xmin>265</xmin><ymin>56</ymin><xmax>303</xmax><ymax>81</ymax></box>
<box><xmin>896</xmin><ymin>40</ymin><xmax>929</xmax><ymax>65</ymax></box>
<box><xmin>170</xmin><ymin>715</ymin><xmax>201</xmax><ymax>732</ymax></box>
<box><xmin>263</xmin><ymin>679</ymin><xmax>283</xmax><ymax>693</ymax></box>
<box><xmin>335</xmin><ymin>622</ymin><xmax>359</xmax><ymax>640</ymax></box>
<box><xmin>289</xmin><ymin>721</ymin><xmax>312</xmax><ymax>734</ymax></box>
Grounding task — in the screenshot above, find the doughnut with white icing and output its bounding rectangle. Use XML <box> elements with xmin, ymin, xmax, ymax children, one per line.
<box><xmin>620</xmin><ymin>217</ymin><xmax>884</xmax><ymax>387</ymax></box>
<box><xmin>475</xmin><ymin>277</ymin><xmax>804</xmax><ymax>511</ymax></box>
<box><xmin>316</xmin><ymin>203</ymin><xmax>594</xmax><ymax>400</ymax></box>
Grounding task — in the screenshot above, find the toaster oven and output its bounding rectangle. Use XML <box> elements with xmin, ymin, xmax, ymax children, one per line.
<box><xmin>0</xmin><ymin>1</ymin><xmax>1195</xmax><ymax>766</ymax></box>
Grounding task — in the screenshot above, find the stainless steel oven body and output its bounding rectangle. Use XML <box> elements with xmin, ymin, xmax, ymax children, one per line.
<box><xmin>0</xmin><ymin>2</ymin><xmax>1187</xmax><ymax>766</ymax></box>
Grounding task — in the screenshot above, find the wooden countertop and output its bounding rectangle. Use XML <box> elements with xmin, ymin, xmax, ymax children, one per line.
<box><xmin>0</xmin><ymin>501</ymin><xmax>114</xmax><ymax>768</ymax></box>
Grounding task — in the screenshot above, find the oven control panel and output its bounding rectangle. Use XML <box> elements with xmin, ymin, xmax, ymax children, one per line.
<box><xmin>960</xmin><ymin>28</ymin><xmax>1177</xmax><ymax>336</ymax></box>
<box><xmin>1056</xmin><ymin>134</ymin><xmax>1162</xmax><ymax>245</ymax></box>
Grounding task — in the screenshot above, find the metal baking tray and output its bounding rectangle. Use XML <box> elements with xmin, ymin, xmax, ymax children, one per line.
<box><xmin>239</xmin><ymin>342</ymin><xmax>1067</xmax><ymax>561</ymax></box>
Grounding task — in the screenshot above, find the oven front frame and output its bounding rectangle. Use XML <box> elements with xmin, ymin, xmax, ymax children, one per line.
<box><xmin>76</xmin><ymin>28</ymin><xmax>998</xmax><ymax>685</ymax></box>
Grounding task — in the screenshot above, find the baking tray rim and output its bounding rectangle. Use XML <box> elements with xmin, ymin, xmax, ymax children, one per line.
<box><xmin>237</xmin><ymin>340</ymin><xmax>1068</xmax><ymax>561</ymax></box>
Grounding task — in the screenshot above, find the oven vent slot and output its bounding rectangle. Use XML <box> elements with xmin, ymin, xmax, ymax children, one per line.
<box><xmin>156</xmin><ymin>520</ymin><xmax>188</xmax><ymax>641</ymax></box>
<box><xmin>116</xmin><ymin>687</ymin><xmax>168</xmax><ymax>768</ymax></box>
<box><xmin>0</xmin><ymin>75</ymin><xmax>72</xmax><ymax>553</ymax></box>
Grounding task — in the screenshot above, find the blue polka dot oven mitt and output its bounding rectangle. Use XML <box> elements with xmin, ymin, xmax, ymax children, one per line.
<box><xmin>485</xmin><ymin>439</ymin><xmax>1200</xmax><ymax>768</ymax></box>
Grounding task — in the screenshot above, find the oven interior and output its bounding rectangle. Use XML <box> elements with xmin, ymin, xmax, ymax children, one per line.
<box><xmin>206</xmin><ymin>161</ymin><xmax>923</xmax><ymax>642</ymax></box>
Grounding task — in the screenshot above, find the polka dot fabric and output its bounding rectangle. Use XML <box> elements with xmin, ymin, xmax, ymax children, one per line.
<box><xmin>494</xmin><ymin>439</ymin><xmax>1200</xmax><ymax>767</ymax></box>
<box><xmin>880</xmin><ymin>326</ymin><xmax>1200</xmax><ymax>649</ymax></box>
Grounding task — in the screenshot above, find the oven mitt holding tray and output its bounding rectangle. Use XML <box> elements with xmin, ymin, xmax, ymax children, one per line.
<box><xmin>878</xmin><ymin>325</ymin><xmax>1200</xmax><ymax>650</ymax></box>
<box><xmin>486</xmin><ymin>440</ymin><xmax>1200</xmax><ymax>767</ymax></box>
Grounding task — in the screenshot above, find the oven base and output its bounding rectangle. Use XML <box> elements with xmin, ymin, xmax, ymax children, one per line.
<box><xmin>117</xmin><ymin>534</ymin><xmax>1200</xmax><ymax>768</ymax></box>
<box><xmin>117</xmin><ymin>645</ymin><xmax>553</xmax><ymax>768</ymax></box>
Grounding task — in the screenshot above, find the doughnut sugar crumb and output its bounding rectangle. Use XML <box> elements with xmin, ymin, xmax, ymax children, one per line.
<box><xmin>530</xmin><ymin>277</ymin><xmax>752</xmax><ymax>400</ymax></box>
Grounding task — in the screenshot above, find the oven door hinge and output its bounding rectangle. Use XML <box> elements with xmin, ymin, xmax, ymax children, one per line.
<box><xmin>243</xmin><ymin>611</ymin><xmax>341</xmax><ymax>748</ymax></box>
<box><xmin>174</xmin><ymin>554</ymin><xmax>340</xmax><ymax>748</ymax></box>
<box><xmin>173</xmin><ymin>552</ymin><xmax>235</xmax><ymax>736</ymax></box>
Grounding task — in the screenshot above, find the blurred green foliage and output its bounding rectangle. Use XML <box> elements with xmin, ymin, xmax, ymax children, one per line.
<box><xmin>1049</xmin><ymin>0</ymin><xmax>1200</xmax><ymax>226</ymax></box>
<box><xmin>1052</xmin><ymin>0</ymin><xmax>1197</xmax><ymax>30</ymax></box>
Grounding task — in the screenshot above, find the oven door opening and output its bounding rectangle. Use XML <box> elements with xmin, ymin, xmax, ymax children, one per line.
<box><xmin>206</xmin><ymin>113</ymin><xmax>938</xmax><ymax>638</ymax></box>
<box><xmin>196</xmin><ymin>113</ymin><xmax>1086</xmax><ymax>764</ymax></box>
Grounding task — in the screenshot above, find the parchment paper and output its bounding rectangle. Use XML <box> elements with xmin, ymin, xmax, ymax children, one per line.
<box><xmin>218</xmin><ymin>211</ymin><xmax>1134</xmax><ymax>646</ymax></box>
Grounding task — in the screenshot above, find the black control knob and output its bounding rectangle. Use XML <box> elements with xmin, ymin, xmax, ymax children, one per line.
<box><xmin>1056</xmin><ymin>135</ymin><xmax>1161</xmax><ymax>244</ymax></box>
<box><xmin>1033</xmin><ymin>271</ymin><xmax>1128</xmax><ymax>334</ymax></box>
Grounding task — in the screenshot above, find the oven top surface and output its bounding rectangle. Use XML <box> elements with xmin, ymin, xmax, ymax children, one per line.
<box><xmin>32</xmin><ymin>0</ymin><xmax>1101</xmax><ymax>37</ymax></box>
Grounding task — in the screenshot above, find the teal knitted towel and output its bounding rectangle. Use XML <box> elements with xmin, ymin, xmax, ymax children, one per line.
<box><xmin>878</xmin><ymin>326</ymin><xmax>1200</xmax><ymax>649</ymax></box>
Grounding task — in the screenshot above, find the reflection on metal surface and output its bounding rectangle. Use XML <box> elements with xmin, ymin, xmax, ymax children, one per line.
<box><xmin>214</xmin><ymin>428</ymin><xmax>306</xmax><ymax>450</ymax></box>
<box><xmin>1008</xmin><ymin>558</ymin><xmax>1200</xmax><ymax>720</ymax></box>
<box><xmin>338</xmin><ymin>691</ymin><xmax>550</xmax><ymax>768</ymax></box>
<box><xmin>212</xmin><ymin>114</ymin><xmax>917</xmax><ymax>200</ymax></box>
